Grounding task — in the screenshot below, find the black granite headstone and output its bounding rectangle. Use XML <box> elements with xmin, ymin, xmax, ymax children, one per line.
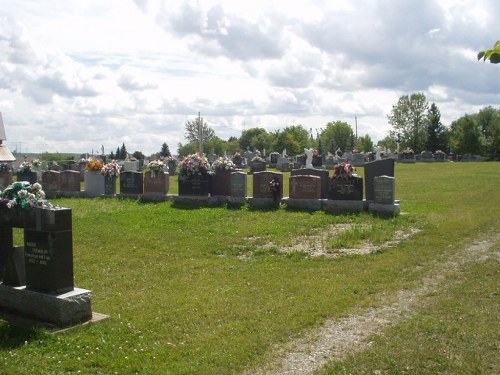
<box><xmin>364</xmin><ymin>159</ymin><xmax>395</xmax><ymax>201</ymax></box>
<box><xmin>178</xmin><ymin>174</ymin><xmax>211</xmax><ymax>196</ymax></box>
<box><xmin>328</xmin><ymin>176</ymin><xmax>364</xmax><ymax>200</ymax></box>
<box><xmin>24</xmin><ymin>229</ymin><xmax>74</xmax><ymax>294</ymax></box>
<box><xmin>120</xmin><ymin>171</ymin><xmax>144</xmax><ymax>195</ymax></box>
<box><xmin>312</xmin><ymin>155</ymin><xmax>323</xmax><ymax>167</ymax></box>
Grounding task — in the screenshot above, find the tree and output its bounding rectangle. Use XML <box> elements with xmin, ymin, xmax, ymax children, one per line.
<box><xmin>177</xmin><ymin>142</ymin><xmax>198</xmax><ymax>158</ymax></box>
<box><xmin>320</xmin><ymin>121</ymin><xmax>354</xmax><ymax>153</ymax></box>
<box><xmin>184</xmin><ymin>114</ymin><xmax>215</xmax><ymax>154</ymax></box>
<box><xmin>478</xmin><ymin>40</ymin><xmax>500</xmax><ymax>64</ymax></box>
<box><xmin>426</xmin><ymin>103</ymin><xmax>448</xmax><ymax>152</ymax></box>
<box><xmin>160</xmin><ymin>142</ymin><xmax>171</xmax><ymax>158</ymax></box>
<box><xmin>115</xmin><ymin>147</ymin><xmax>121</xmax><ymax>159</ymax></box>
<box><xmin>120</xmin><ymin>143</ymin><xmax>127</xmax><ymax>159</ymax></box>
<box><xmin>378</xmin><ymin>134</ymin><xmax>398</xmax><ymax>152</ymax></box>
<box><xmin>132</xmin><ymin>151</ymin><xmax>144</xmax><ymax>160</ymax></box>
<box><xmin>356</xmin><ymin>134</ymin><xmax>374</xmax><ymax>153</ymax></box>
<box><xmin>450</xmin><ymin>115</ymin><xmax>482</xmax><ymax>155</ymax></box>
<box><xmin>239</xmin><ymin>128</ymin><xmax>269</xmax><ymax>151</ymax></box>
<box><xmin>388</xmin><ymin>93</ymin><xmax>429</xmax><ymax>153</ymax></box>
<box><xmin>272</xmin><ymin>125</ymin><xmax>311</xmax><ymax>156</ymax></box>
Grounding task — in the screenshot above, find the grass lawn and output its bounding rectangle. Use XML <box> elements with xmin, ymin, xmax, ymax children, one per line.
<box><xmin>1</xmin><ymin>162</ymin><xmax>499</xmax><ymax>374</ymax></box>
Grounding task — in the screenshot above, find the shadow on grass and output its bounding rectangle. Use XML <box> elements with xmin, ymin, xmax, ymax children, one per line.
<box><xmin>0</xmin><ymin>321</ymin><xmax>46</xmax><ymax>349</ymax></box>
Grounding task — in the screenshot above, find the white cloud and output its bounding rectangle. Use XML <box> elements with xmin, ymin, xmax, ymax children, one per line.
<box><xmin>0</xmin><ymin>0</ymin><xmax>498</xmax><ymax>155</ymax></box>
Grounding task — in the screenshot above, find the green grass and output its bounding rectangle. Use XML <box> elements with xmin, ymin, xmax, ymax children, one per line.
<box><xmin>1</xmin><ymin>162</ymin><xmax>499</xmax><ymax>374</ymax></box>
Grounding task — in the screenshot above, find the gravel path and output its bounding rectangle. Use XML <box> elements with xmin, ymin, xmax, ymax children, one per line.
<box><xmin>242</xmin><ymin>233</ymin><xmax>499</xmax><ymax>375</ymax></box>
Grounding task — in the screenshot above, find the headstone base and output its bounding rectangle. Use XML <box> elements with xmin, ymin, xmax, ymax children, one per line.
<box><xmin>247</xmin><ymin>198</ymin><xmax>280</xmax><ymax>208</ymax></box>
<box><xmin>323</xmin><ymin>200</ymin><xmax>366</xmax><ymax>214</ymax></box>
<box><xmin>284</xmin><ymin>198</ymin><xmax>322</xmax><ymax>211</ymax></box>
<box><xmin>0</xmin><ymin>285</ymin><xmax>93</xmax><ymax>328</ymax></box>
<box><xmin>368</xmin><ymin>201</ymin><xmax>401</xmax><ymax>216</ymax></box>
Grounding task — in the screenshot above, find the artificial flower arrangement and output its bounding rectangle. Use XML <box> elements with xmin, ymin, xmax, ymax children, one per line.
<box><xmin>85</xmin><ymin>158</ymin><xmax>104</xmax><ymax>171</ymax></box>
<box><xmin>32</xmin><ymin>159</ymin><xmax>41</xmax><ymax>168</ymax></box>
<box><xmin>101</xmin><ymin>160</ymin><xmax>121</xmax><ymax>178</ymax></box>
<box><xmin>146</xmin><ymin>160</ymin><xmax>166</xmax><ymax>177</ymax></box>
<box><xmin>212</xmin><ymin>157</ymin><xmax>236</xmax><ymax>172</ymax></box>
<box><xmin>332</xmin><ymin>160</ymin><xmax>356</xmax><ymax>181</ymax></box>
<box><xmin>177</xmin><ymin>154</ymin><xmax>211</xmax><ymax>177</ymax></box>
<box><xmin>402</xmin><ymin>147</ymin><xmax>414</xmax><ymax>155</ymax></box>
<box><xmin>250</xmin><ymin>155</ymin><xmax>266</xmax><ymax>163</ymax></box>
<box><xmin>19</xmin><ymin>161</ymin><xmax>33</xmax><ymax>173</ymax></box>
<box><xmin>0</xmin><ymin>181</ymin><xmax>48</xmax><ymax>210</ymax></box>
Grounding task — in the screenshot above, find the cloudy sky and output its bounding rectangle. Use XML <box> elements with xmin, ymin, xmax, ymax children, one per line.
<box><xmin>0</xmin><ymin>0</ymin><xmax>498</xmax><ymax>156</ymax></box>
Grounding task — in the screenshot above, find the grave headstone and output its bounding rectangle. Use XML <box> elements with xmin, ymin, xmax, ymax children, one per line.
<box><xmin>269</xmin><ymin>153</ymin><xmax>279</xmax><ymax>167</ymax></box>
<box><xmin>312</xmin><ymin>155</ymin><xmax>323</xmax><ymax>168</ymax></box>
<box><xmin>374</xmin><ymin>175</ymin><xmax>396</xmax><ymax>204</ymax></box>
<box><xmin>0</xmin><ymin>170</ymin><xmax>13</xmax><ymax>188</ymax></box>
<box><xmin>289</xmin><ymin>175</ymin><xmax>321</xmax><ymax>199</ymax></box>
<box><xmin>230</xmin><ymin>171</ymin><xmax>247</xmax><ymax>198</ymax></box>
<box><xmin>42</xmin><ymin>171</ymin><xmax>61</xmax><ymax>192</ymax></box>
<box><xmin>328</xmin><ymin>175</ymin><xmax>364</xmax><ymax>200</ymax></box>
<box><xmin>84</xmin><ymin>171</ymin><xmax>105</xmax><ymax>195</ymax></box>
<box><xmin>120</xmin><ymin>171</ymin><xmax>144</xmax><ymax>195</ymax></box>
<box><xmin>178</xmin><ymin>174</ymin><xmax>211</xmax><ymax>196</ymax></box>
<box><xmin>291</xmin><ymin>168</ymin><xmax>329</xmax><ymax>199</ymax></box>
<box><xmin>249</xmin><ymin>160</ymin><xmax>267</xmax><ymax>174</ymax></box>
<box><xmin>144</xmin><ymin>171</ymin><xmax>169</xmax><ymax>195</ymax></box>
<box><xmin>17</xmin><ymin>171</ymin><xmax>38</xmax><ymax>184</ymax></box>
<box><xmin>252</xmin><ymin>171</ymin><xmax>283</xmax><ymax>199</ymax></box>
<box><xmin>364</xmin><ymin>159</ymin><xmax>395</xmax><ymax>201</ymax></box>
<box><xmin>211</xmin><ymin>171</ymin><xmax>232</xmax><ymax>196</ymax></box>
<box><xmin>104</xmin><ymin>176</ymin><xmax>117</xmax><ymax>196</ymax></box>
<box><xmin>167</xmin><ymin>160</ymin><xmax>177</xmax><ymax>175</ymax></box>
<box><xmin>60</xmin><ymin>170</ymin><xmax>81</xmax><ymax>192</ymax></box>
<box><xmin>351</xmin><ymin>153</ymin><xmax>366</xmax><ymax>167</ymax></box>
<box><xmin>420</xmin><ymin>151</ymin><xmax>434</xmax><ymax>162</ymax></box>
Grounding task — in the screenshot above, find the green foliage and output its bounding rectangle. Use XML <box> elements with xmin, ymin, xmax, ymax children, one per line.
<box><xmin>426</xmin><ymin>103</ymin><xmax>449</xmax><ymax>152</ymax></box>
<box><xmin>39</xmin><ymin>152</ymin><xmax>73</xmax><ymax>161</ymax></box>
<box><xmin>450</xmin><ymin>115</ymin><xmax>483</xmax><ymax>155</ymax></box>
<box><xmin>388</xmin><ymin>93</ymin><xmax>429</xmax><ymax>153</ymax></box>
<box><xmin>239</xmin><ymin>127</ymin><xmax>272</xmax><ymax>152</ymax></box>
<box><xmin>184</xmin><ymin>115</ymin><xmax>215</xmax><ymax>144</ymax></box>
<box><xmin>131</xmin><ymin>151</ymin><xmax>144</xmax><ymax>160</ymax></box>
<box><xmin>272</xmin><ymin>125</ymin><xmax>311</xmax><ymax>155</ymax></box>
<box><xmin>377</xmin><ymin>134</ymin><xmax>397</xmax><ymax>152</ymax></box>
<box><xmin>160</xmin><ymin>142</ymin><xmax>171</xmax><ymax>157</ymax></box>
<box><xmin>477</xmin><ymin>40</ymin><xmax>500</xmax><ymax>63</ymax></box>
<box><xmin>177</xmin><ymin>141</ymin><xmax>198</xmax><ymax>157</ymax></box>
<box><xmin>356</xmin><ymin>134</ymin><xmax>374</xmax><ymax>153</ymax></box>
<box><xmin>321</xmin><ymin>121</ymin><xmax>354</xmax><ymax>153</ymax></box>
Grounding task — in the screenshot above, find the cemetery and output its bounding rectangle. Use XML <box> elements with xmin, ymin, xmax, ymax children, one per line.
<box><xmin>0</xmin><ymin>115</ymin><xmax>498</xmax><ymax>373</ymax></box>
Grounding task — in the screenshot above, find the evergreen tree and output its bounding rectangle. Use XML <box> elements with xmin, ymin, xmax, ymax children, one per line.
<box><xmin>160</xmin><ymin>142</ymin><xmax>171</xmax><ymax>157</ymax></box>
<box><xmin>426</xmin><ymin>103</ymin><xmax>448</xmax><ymax>152</ymax></box>
<box><xmin>116</xmin><ymin>147</ymin><xmax>121</xmax><ymax>160</ymax></box>
<box><xmin>120</xmin><ymin>143</ymin><xmax>127</xmax><ymax>159</ymax></box>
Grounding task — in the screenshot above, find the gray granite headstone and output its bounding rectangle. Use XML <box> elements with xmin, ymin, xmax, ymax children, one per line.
<box><xmin>374</xmin><ymin>175</ymin><xmax>396</xmax><ymax>204</ymax></box>
<box><xmin>231</xmin><ymin>171</ymin><xmax>247</xmax><ymax>198</ymax></box>
<box><xmin>252</xmin><ymin>171</ymin><xmax>283</xmax><ymax>199</ymax></box>
<box><xmin>60</xmin><ymin>170</ymin><xmax>81</xmax><ymax>192</ymax></box>
<box><xmin>42</xmin><ymin>171</ymin><xmax>61</xmax><ymax>192</ymax></box>
<box><xmin>364</xmin><ymin>159</ymin><xmax>395</xmax><ymax>201</ymax></box>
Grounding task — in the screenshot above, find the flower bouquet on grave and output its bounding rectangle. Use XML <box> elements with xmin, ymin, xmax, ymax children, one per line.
<box><xmin>19</xmin><ymin>161</ymin><xmax>33</xmax><ymax>173</ymax></box>
<box><xmin>212</xmin><ymin>157</ymin><xmax>236</xmax><ymax>173</ymax></box>
<box><xmin>85</xmin><ymin>158</ymin><xmax>104</xmax><ymax>172</ymax></box>
<box><xmin>146</xmin><ymin>159</ymin><xmax>166</xmax><ymax>178</ymax></box>
<box><xmin>177</xmin><ymin>154</ymin><xmax>211</xmax><ymax>178</ymax></box>
<box><xmin>101</xmin><ymin>160</ymin><xmax>121</xmax><ymax>179</ymax></box>
<box><xmin>332</xmin><ymin>160</ymin><xmax>356</xmax><ymax>182</ymax></box>
<box><xmin>0</xmin><ymin>181</ymin><xmax>49</xmax><ymax>210</ymax></box>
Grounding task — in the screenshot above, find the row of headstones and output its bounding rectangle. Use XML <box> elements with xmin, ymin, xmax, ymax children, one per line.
<box><xmin>179</xmin><ymin>161</ymin><xmax>396</xmax><ymax>204</ymax></box>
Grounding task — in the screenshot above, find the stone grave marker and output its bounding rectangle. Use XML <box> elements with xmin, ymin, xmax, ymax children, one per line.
<box><xmin>420</xmin><ymin>151</ymin><xmax>434</xmax><ymax>162</ymax></box>
<box><xmin>312</xmin><ymin>155</ymin><xmax>323</xmax><ymax>168</ymax></box>
<box><xmin>289</xmin><ymin>175</ymin><xmax>321</xmax><ymax>199</ymax></box>
<box><xmin>364</xmin><ymin>159</ymin><xmax>395</xmax><ymax>201</ymax></box>
<box><xmin>211</xmin><ymin>171</ymin><xmax>232</xmax><ymax>196</ymax></box>
<box><xmin>230</xmin><ymin>171</ymin><xmax>247</xmax><ymax>198</ymax></box>
<box><xmin>60</xmin><ymin>170</ymin><xmax>81</xmax><ymax>192</ymax></box>
<box><xmin>252</xmin><ymin>171</ymin><xmax>283</xmax><ymax>199</ymax></box>
<box><xmin>291</xmin><ymin>168</ymin><xmax>329</xmax><ymax>199</ymax></box>
<box><xmin>178</xmin><ymin>174</ymin><xmax>211</xmax><ymax>196</ymax></box>
<box><xmin>144</xmin><ymin>171</ymin><xmax>169</xmax><ymax>195</ymax></box>
<box><xmin>328</xmin><ymin>176</ymin><xmax>364</xmax><ymax>200</ymax></box>
<box><xmin>42</xmin><ymin>171</ymin><xmax>61</xmax><ymax>192</ymax></box>
<box><xmin>0</xmin><ymin>170</ymin><xmax>13</xmax><ymax>189</ymax></box>
<box><xmin>120</xmin><ymin>171</ymin><xmax>144</xmax><ymax>195</ymax></box>
<box><xmin>249</xmin><ymin>160</ymin><xmax>267</xmax><ymax>174</ymax></box>
<box><xmin>351</xmin><ymin>153</ymin><xmax>366</xmax><ymax>166</ymax></box>
<box><xmin>374</xmin><ymin>175</ymin><xmax>396</xmax><ymax>204</ymax></box>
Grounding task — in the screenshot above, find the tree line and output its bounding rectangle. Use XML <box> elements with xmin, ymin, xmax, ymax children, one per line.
<box><xmin>107</xmin><ymin>94</ymin><xmax>499</xmax><ymax>161</ymax></box>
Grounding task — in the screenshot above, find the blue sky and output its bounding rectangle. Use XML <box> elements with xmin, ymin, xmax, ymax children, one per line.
<box><xmin>0</xmin><ymin>0</ymin><xmax>498</xmax><ymax>155</ymax></box>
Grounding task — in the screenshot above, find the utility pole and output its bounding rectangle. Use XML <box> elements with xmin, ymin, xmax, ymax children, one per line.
<box><xmin>355</xmin><ymin>116</ymin><xmax>358</xmax><ymax>138</ymax></box>
<box><xmin>198</xmin><ymin>111</ymin><xmax>203</xmax><ymax>156</ymax></box>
